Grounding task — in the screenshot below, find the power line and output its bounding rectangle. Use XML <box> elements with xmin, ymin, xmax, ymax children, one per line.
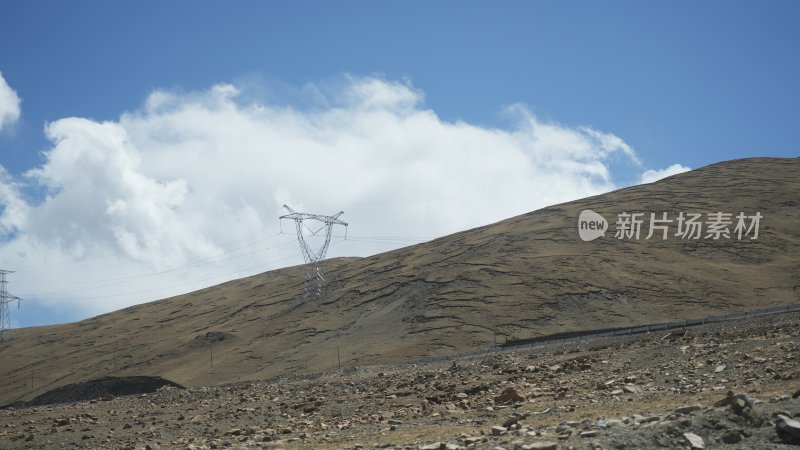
<box><xmin>14</xmin><ymin>233</ymin><xmax>291</xmax><ymax>287</ymax></box>
<box><xmin>305</xmin><ymin>187</ymin><xmax>543</xmax><ymax>209</ymax></box>
<box><xmin>10</xmin><ymin>195</ymin><xmax>535</xmax><ymax>290</ymax></box>
<box><xmin>14</xmin><ymin>233</ymin><xmax>433</xmax><ymax>299</ymax></box>
<box><xmin>17</xmin><ymin>239</ymin><xmax>299</xmax><ymax>298</ymax></box>
<box><xmin>20</xmin><ymin>237</ymin><xmax>355</xmax><ymax>305</ymax></box>
<box><xmin>340</xmin><ymin>236</ymin><xmax>432</xmax><ymax>244</ymax></box>
<box><xmin>24</xmin><ymin>253</ymin><xmax>304</xmax><ymax>302</ymax></box>
<box><xmin>342</xmin><ymin>200</ymin><xmax>543</xmax><ymax>217</ymax></box>
<box><xmin>337</xmin><ymin>234</ymin><xmax>435</xmax><ymax>241</ymax></box>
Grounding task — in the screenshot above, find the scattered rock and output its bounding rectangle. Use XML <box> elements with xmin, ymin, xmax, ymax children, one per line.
<box><xmin>420</xmin><ymin>443</ymin><xmax>443</xmax><ymax>450</ymax></box>
<box><xmin>721</xmin><ymin>430</ymin><xmax>742</xmax><ymax>444</ymax></box>
<box><xmin>683</xmin><ymin>431</ymin><xmax>705</xmax><ymax>449</ymax></box>
<box><xmin>490</xmin><ymin>425</ymin><xmax>507</xmax><ymax>436</ymax></box>
<box><xmin>674</xmin><ymin>404</ymin><xmax>703</xmax><ymax>415</ymax></box>
<box><xmin>622</xmin><ymin>384</ymin><xmax>641</xmax><ymax>394</ymax></box>
<box><xmin>494</xmin><ymin>387</ymin><xmax>525</xmax><ymax>405</ymax></box>
<box><xmin>731</xmin><ymin>397</ymin><xmax>752</xmax><ymax>415</ymax></box>
<box><xmin>715</xmin><ymin>391</ymin><xmax>755</xmax><ymax>414</ymax></box>
<box><xmin>776</xmin><ymin>414</ymin><xmax>800</xmax><ymax>444</ymax></box>
<box><xmin>713</xmin><ymin>391</ymin><xmax>736</xmax><ymax>407</ymax></box>
<box><xmin>1</xmin><ymin>312</ymin><xmax>797</xmax><ymax>449</ymax></box>
<box><xmin>524</xmin><ymin>441</ymin><xmax>558</xmax><ymax>450</ymax></box>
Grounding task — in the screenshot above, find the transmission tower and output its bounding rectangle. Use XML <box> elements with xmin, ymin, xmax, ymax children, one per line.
<box><xmin>0</xmin><ymin>269</ymin><xmax>22</xmax><ymax>342</ymax></box>
<box><xmin>279</xmin><ymin>205</ymin><xmax>348</xmax><ymax>297</ymax></box>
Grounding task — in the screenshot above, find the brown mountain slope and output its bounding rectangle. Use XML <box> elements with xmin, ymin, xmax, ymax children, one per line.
<box><xmin>1</xmin><ymin>157</ymin><xmax>798</xmax><ymax>406</ymax></box>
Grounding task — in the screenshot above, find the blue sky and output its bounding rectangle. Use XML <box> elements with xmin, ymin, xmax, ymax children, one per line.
<box><xmin>0</xmin><ymin>1</ymin><xmax>798</xmax><ymax>327</ymax></box>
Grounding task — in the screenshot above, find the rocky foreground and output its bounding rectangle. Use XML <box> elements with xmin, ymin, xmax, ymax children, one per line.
<box><xmin>2</xmin><ymin>312</ymin><xmax>799</xmax><ymax>450</ymax></box>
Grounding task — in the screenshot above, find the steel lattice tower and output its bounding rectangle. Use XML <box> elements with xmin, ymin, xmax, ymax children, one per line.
<box><xmin>280</xmin><ymin>205</ymin><xmax>348</xmax><ymax>297</ymax></box>
<box><xmin>0</xmin><ymin>269</ymin><xmax>22</xmax><ymax>342</ymax></box>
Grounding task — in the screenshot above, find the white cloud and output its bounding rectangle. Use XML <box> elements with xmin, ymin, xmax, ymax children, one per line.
<box><xmin>0</xmin><ymin>71</ymin><xmax>21</xmax><ymax>132</ymax></box>
<box><xmin>0</xmin><ymin>75</ymin><xmax>641</xmax><ymax>322</ymax></box>
<box><xmin>0</xmin><ymin>166</ymin><xmax>29</xmax><ymax>235</ymax></box>
<box><xmin>342</xmin><ymin>76</ymin><xmax>421</xmax><ymax>110</ymax></box>
<box><xmin>639</xmin><ymin>163</ymin><xmax>691</xmax><ymax>184</ymax></box>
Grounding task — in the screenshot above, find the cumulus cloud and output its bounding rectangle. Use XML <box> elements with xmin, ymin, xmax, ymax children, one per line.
<box><xmin>0</xmin><ymin>75</ymin><xmax>641</xmax><ymax>322</ymax></box>
<box><xmin>0</xmin><ymin>71</ymin><xmax>21</xmax><ymax>132</ymax></box>
<box><xmin>0</xmin><ymin>167</ymin><xmax>28</xmax><ymax>236</ymax></box>
<box><xmin>639</xmin><ymin>163</ymin><xmax>691</xmax><ymax>184</ymax></box>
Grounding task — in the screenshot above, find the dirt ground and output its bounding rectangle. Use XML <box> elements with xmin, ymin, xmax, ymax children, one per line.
<box><xmin>2</xmin><ymin>311</ymin><xmax>799</xmax><ymax>449</ymax></box>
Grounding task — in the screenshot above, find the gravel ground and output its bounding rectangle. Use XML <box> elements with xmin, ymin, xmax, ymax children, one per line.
<box><xmin>1</xmin><ymin>312</ymin><xmax>799</xmax><ymax>449</ymax></box>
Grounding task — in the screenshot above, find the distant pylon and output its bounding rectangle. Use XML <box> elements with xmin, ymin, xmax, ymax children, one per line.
<box><xmin>279</xmin><ymin>205</ymin><xmax>348</xmax><ymax>297</ymax></box>
<box><xmin>0</xmin><ymin>269</ymin><xmax>22</xmax><ymax>342</ymax></box>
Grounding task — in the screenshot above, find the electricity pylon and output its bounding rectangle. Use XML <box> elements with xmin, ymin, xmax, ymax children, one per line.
<box><xmin>0</xmin><ymin>269</ymin><xmax>22</xmax><ymax>342</ymax></box>
<box><xmin>279</xmin><ymin>205</ymin><xmax>348</xmax><ymax>297</ymax></box>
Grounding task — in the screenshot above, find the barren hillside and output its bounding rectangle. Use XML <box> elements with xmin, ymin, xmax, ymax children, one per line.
<box><xmin>1</xmin><ymin>157</ymin><xmax>798</xmax><ymax>406</ymax></box>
